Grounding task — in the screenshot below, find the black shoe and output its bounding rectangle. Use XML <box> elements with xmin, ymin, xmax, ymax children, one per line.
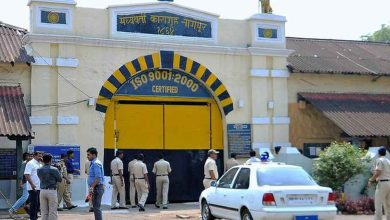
<box><xmin>89</xmin><ymin>208</ymin><xmax>94</xmax><ymax>212</ymax></box>
<box><xmin>57</xmin><ymin>208</ymin><xmax>64</xmax><ymax>211</ymax></box>
<box><xmin>131</xmin><ymin>206</ymin><xmax>137</xmax><ymax>208</ymax></box>
<box><xmin>67</xmin><ymin>205</ymin><xmax>78</xmax><ymax>210</ymax></box>
<box><xmin>118</xmin><ymin>206</ymin><xmax>129</xmax><ymax>209</ymax></box>
<box><xmin>155</xmin><ymin>204</ymin><xmax>160</xmax><ymax>208</ymax></box>
<box><xmin>111</xmin><ymin>207</ymin><xmax>118</xmax><ymax>210</ymax></box>
<box><xmin>162</xmin><ymin>207</ymin><xmax>168</xmax><ymax>210</ymax></box>
<box><xmin>138</xmin><ymin>204</ymin><xmax>145</xmax><ymax>211</ymax></box>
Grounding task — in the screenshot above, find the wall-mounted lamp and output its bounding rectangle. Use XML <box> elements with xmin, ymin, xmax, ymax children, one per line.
<box><xmin>88</xmin><ymin>98</ymin><xmax>96</xmax><ymax>106</ymax></box>
<box><xmin>267</xmin><ymin>101</ymin><xmax>274</xmax><ymax>109</ymax></box>
<box><xmin>238</xmin><ymin>99</ymin><xmax>245</xmax><ymax>108</ymax></box>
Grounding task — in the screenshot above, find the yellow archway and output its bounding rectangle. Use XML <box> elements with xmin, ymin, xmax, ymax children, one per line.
<box><xmin>96</xmin><ymin>51</ymin><xmax>233</xmax><ymax>116</ymax></box>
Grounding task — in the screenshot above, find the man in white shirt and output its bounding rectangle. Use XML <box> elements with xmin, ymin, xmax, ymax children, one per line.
<box><xmin>203</xmin><ymin>149</ymin><xmax>219</xmax><ymax>189</ymax></box>
<box><xmin>24</xmin><ymin>151</ymin><xmax>43</xmax><ymax>220</ymax></box>
<box><xmin>246</xmin><ymin>150</ymin><xmax>260</xmax><ymax>164</ymax></box>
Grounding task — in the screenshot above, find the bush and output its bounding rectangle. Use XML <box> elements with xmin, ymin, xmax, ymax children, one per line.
<box><xmin>312</xmin><ymin>141</ymin><xmax>368</xmax><ymax>191</ymax></box>
<box><xmin>336</xmin><ymin>197</ymin><xmax>375</xmax><ymax>215</ymax></box>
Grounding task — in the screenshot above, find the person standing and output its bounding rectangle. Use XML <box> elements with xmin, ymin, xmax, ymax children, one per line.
<box><xmin>246</xmin><ymin>150</ymin><xmax>261</xmax><ymax>164</ymax></box>
<box><xmin>225</xmin><ymin>153</ymin><xmax>239</xmax><ymax>172</ymax></box>
<box><xmin>110</xmin><ymin>151</ymin><xmax>128</xmax><ymax>209</ymax></box>
<box><xmin>8</xmin><ymin>152</ymin><xmax>33</xmax><ymax>218</ymax></box>
<box><xmin>38</xmin><ymin>153</ymin><xmax>62</xmax><ymax>220</ymax></box>
<box><xmin>56</xmin><ymin>154</ymin><xmax>73</xmax><ymax>211</ymax></box>
<box><xmin>203</xmin><ymin>149</ymin><xmax>219</xmax><ymax>189</ymax></box>
<box><xmin>87</xmin><ymin>147</ymin><xmax>105</xmax><ymax>220</ymax></box>
<box><xmin>128</xmin><ymin>155</ymin><xmax>138</xmax><ymax>208</ymax></box>
<box><xmin>133</xmin><ymin>154</ymin><xmax>149</xmax><ymax>212</ymax></box>
<box><xmin>85</xmin><ymin>159</ymin><xmax>93</xmax><ymax>212</ymax></box>
<box><xmin>152</xmin><ymin>154</ymin><xmax>172</xmax><ymax>209</ymax></box>
<box><xmin>64</xmin><ymin>150</ymin><xmax>79</xmax><ymax>209</ymax></box>
<box><xmin>368</xmin><ymin>147</ymin><xmax>390</xmax><ymax>220</ymax></box>
<box><xmin>24</xmin><ymin>151</ymin><xmax>43</xmax><ymax>220</ymax></box>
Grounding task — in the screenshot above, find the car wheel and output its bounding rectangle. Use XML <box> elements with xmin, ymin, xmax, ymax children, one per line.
<box><xmin>201</xmin><ymin>201</ymin><xmax>215</xmax><ymax>220</ymax></box>
<box><xmin>241</xmin><ymin>208</ymin><xmax>253</xmax><ymax>220</ymax></box>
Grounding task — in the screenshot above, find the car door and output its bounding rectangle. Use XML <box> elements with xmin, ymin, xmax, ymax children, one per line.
<box><xmin>209</xmin><ymin>167</ymin><xmax>239</xmax><ymax>219</ymax></box>
<box><xmin>229</xmin><ymin>168</ymin><xmax>251</xmax><ymax>220</ymax></box>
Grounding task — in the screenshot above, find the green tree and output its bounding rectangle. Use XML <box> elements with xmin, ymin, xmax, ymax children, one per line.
<box><xmin>312</xmin><ymin>142</ymin><xmax>367</xmax><ymax>191</ymax></box>
<box><xmin>361</xmin><ymin>24</ymin><xmax>390</xmax><ymax>43</ymax></box>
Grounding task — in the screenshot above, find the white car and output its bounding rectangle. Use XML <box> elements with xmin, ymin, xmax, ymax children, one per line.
<box><xmin>199</xmin><ymin>162</ymin><xmax>337</xmax><ymax>220</ymax></box>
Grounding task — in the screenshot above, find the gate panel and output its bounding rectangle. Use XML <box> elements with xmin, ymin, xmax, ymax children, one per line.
<box><xmin>116</xmin><ymin>104</ymin><xmax>164</xmax><ymax>149</ymax></box>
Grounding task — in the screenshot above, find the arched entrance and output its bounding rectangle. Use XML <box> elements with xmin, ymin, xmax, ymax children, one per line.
<box><xmin>96</xmin><ymin>51</ymin><xmax>233</xmax><ymax>202</ymax></box>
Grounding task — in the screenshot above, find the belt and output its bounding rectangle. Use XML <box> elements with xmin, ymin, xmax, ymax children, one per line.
<box><xmin>380</xmin><ymin>179</ymin><xmax>390</xmax><ymax>182</ymax></box>
<box><xmin>68</xmin><ymin>171</ymin><xmax>74</xmax><ymax>174</ymax></box>
<box><xmin>135</xmin><ymin>177</ymin><xmax>145</xmax><ymax>179</ymax></box>
<box><xmin>204</xmin><ymin>178</ymin><xmax>212</xmax><ymax>180</ymax></box>
<box><xmin>112</xmin><ymin>174</ymin><xmax>120</xmax><ymax>176</ymax></box>
<box><xmin>156</xmin><ymin>174</ymin><xmax>168</xmax><ymax>176</ymax></box>
<box><xmin>41</xmin><ymin>188</ymin><xmax>56</xmax><ymax>190</ymax></box>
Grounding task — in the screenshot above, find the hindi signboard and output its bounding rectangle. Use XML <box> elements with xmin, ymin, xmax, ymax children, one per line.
<box><xmin>227</xmin><ymin>124</ymin><xmax>252</xmax><ymax>155</ymax></box>
<box><xmin>117</xmin><ymin>11</ymin><xmax>212</xmax><ymax>38</ymax></box>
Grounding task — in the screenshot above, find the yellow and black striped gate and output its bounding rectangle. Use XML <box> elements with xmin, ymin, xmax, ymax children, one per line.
<box><xmin>96</xmin><ymin>51</ymin><xmax>233</xmax><ymax>202</ymax></box>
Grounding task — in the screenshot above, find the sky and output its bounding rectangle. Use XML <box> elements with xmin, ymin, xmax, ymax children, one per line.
<box><xmin>1</xmin><ymin>0</ymin><xmax>390</xmax><ymax>40</ymax></box>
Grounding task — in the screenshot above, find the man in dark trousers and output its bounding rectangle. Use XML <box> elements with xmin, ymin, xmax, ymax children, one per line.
<box><xmin>38</xmin><ymin>153</ymin><xmax>62</xmax><ymax>220</ymax></box>
<box><xmin>87</xmin><ymin>147</ymin><xmax>105</xmax><ymax>220</ymax></box>
<box><xmin>64</xmin><ymin>150</ymin><xmax>79</xmax><ymax>210</ymax></box>
<box><xmin>24</xmin><ymin>151</ymin><xmax>43</xmax><ymax>220</ymax></box>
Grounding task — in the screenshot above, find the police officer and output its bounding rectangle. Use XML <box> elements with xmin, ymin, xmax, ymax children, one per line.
<box><xmin>128</xmin><ymin>154</ymin><xmax>138</xmax><ymax>208</ymax></box>
<box><xmin>110</xmin><ymin>151</ymin><xmax>127</xmax><ymax>209</ymax></box>
<box><xmin>56</xmin><ymin>154</ymin><xmax>72</xmax><ymax>211</ymax></box>
<box><xmin>133</xmin><ymin>154</ymin><xmax>149</xmax><ymax>212</ymax></box>
<box><xmin>152</xmin><ymin>154</ymin><xmax>172</xmax><ymax>209</ymax></box>
<box><xmin>225</xmin><ymin>152</ymin><xmax>239</xmax><ymax>172</ymax></box>
<box><xmin>369</xmin><ymin>147</ymin><xmax>390</xmax><ymax>220</ymax></box>
<box><xmin>64</xmin><ymin>150</ymin><xmax>79</xmax><ymax>210</ymax></box>
<box><xmin>203</xmin><ymin>149</ymin><xmax>219</xmax><ymax>189</ymax></box>
<box><xmin>38</xmin><ymin>153</ymin><xmax>62</xmax><ymax>220</ymax></box>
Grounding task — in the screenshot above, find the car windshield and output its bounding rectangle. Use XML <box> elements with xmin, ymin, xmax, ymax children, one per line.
<box><xmin>257</xmin><ymin>166</ymin><xmax>317</xmax><ymax>186</ymax></box>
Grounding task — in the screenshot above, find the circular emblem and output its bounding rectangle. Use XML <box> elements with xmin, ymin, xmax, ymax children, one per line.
<box><xmin>47</xmin><ymin>12</ymin><xmax>60</xmax><ymax>24</ymax></box>
<box><xmin>263</xmin><ymin>29</ymin><xmax>273</xmax><ymax>38</ymax></box>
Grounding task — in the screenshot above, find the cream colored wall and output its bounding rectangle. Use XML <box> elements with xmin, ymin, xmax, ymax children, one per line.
<box><xmin>0</xmin><ymin>63</ymin><xmax>32</xmax><ymax>150</ymax></box>
<box><xmin>74</xmin><ymin>7</ymin><xmax>109</xmax><ymax>39</ymax></box>
<box><xmin>27</xmin><ymin>1</ymin><xmax>291</xmax><ymax>172</ymax></box>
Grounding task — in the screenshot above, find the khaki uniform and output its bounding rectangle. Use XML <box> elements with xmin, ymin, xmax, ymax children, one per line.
<box><xmin>225</xmin><ymin>158</ymin><xmax>239</xmax><ymax>172</ymax></box>
<box><xmin>56</xmin><ymin>160</ymin><xmax>72</xmax><ymax>208</ymax></box>
<box><xmin>203</xmin><ymin>158</ymin><xmax>219</xmax><ymax>189</ymax></box>
<box><xmin>128</xmin><ymin>159</ymin><xmax>137</xmax><ymax>206</ymax></box>
<box><xmin>133</xmin><ymin>160</ymin><xmax>149</xmax><ymax>206</ymax></box>
<box><xmin>110</xmin><ymin>157</ymin><xmax>126</xmax><ymax>208</ymax></box>
<box><xmin>374</xmin><ymin>156</ymin><xmax>390</xmax><ymax>220</ymax></box>
<box><xmin>152</xmin><ymin>159</ymin><xmax>172</xmax><ymax>207</ymax></box>
<box><xmin>84</xmin><ymin>161</ymin><xmax>92</xmax><ymax>209</ymax></box>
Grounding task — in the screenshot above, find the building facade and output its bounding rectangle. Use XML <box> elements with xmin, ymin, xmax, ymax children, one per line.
<box><xmin>25</xmin><ymin>0</ymin><xmax>292</xmax><ymax>202</ymax></box>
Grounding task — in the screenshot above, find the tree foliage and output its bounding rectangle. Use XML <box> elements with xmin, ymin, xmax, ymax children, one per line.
<box><xmin>361</xmin><ymin>24</ymin><xmax>390</xmax><ymax>43</ymax></box>
<box><xmin>312</xmin><ymin>142</ymin><xmax>367</xmax><ymax>191</ymax></box>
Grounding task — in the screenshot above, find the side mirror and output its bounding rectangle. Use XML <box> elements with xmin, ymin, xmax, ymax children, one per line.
<box><xmin>210</xmin><ymin>180</ymin><xmax>217</xmax><ymax>187</ymax></box>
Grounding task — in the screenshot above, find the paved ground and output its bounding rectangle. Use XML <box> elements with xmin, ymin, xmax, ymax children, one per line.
<box><xmin>0</xmin><ymin>203</ymin><xmax>377</xmax><ymax>219</ymax></box>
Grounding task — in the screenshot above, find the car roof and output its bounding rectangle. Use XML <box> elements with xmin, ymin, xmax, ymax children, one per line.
<box><xmin>236</xmin><ymin>162</ymin><xmax>302</xmax><ymax>170</ymax></box>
